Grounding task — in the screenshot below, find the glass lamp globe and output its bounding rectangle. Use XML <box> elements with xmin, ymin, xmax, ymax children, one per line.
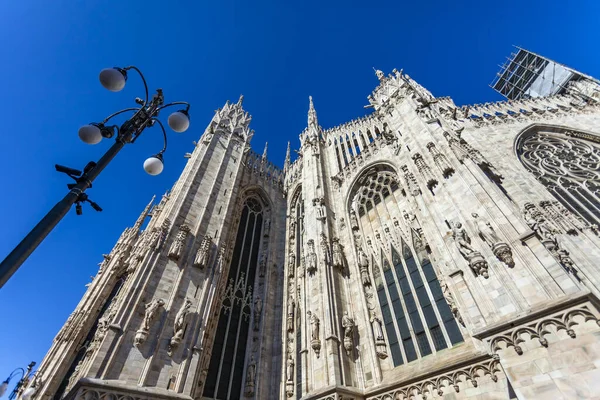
<box><xmin>0</xmin><ymin>381</ymin><xmax>8</xmax><ymax>397</ymax></box>
<box><xmin>99</xmin><ymin>68</ymin><xmax>127</xmax><ymax>92</ymax></box>
<box><xmin>21</xmin><ymin>387</ymin><xmax>36</xmax><ymax>400</ymax></box>
<box><xmin>143</xmin><ymin>155</ymin><xmax>164</xmax><ymax>176</ymax></box>
<box><xmin>78</xmin><ymin>124</ymin><xmax>103</xmax><ymax>144</ymax></box>
<box><xmin>168</xmin><ymin>111</ymin><xmax>190</xmax><ymax>133</ymax></box>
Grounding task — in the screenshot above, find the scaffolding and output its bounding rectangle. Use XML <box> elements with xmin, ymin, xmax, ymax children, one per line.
<box><xmin>490</xmin><ymin>46</ymin><xmax>599</xmax><ymax>101</ymax></box>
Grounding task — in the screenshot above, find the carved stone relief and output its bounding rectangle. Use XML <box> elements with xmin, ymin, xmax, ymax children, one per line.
<box><xmin>426</xmin><ymin>141</ymin><xmax>455</xmax><ymax>178</ymax></box>
<box><xmin>472</xmin><ymin>213</ymin><xmax>514</xmax><ymax>268</ymax></box>
<box><xmin>341</xmin><ymin>311</ymin><xmax>355</xmax><ymax>356</ymax></box>
<box><xmin>451</xmin><ymin>221</ymin><xmax>489</xmax><ymax>278</ymax></box>
<box><xmin>308</xmin><ymin>311</ymin><xmax>321</xmax><ymax>358</ymax></box>
<box><xmin>193</xmin><ymin>235</ymin><xmax>212</xmax><ymax>269</ymax></box>
<box><xmin>168</xmin><ymin>299</ymin><xmax>192</xmax><ymax>356</ymax></box>
<box><xmin>331</xmin><ymin>237</ymin><xmax>344</xmax><ymax>271</ymax></box>
<box><xmin>135</xmin><ymin>298</ymin><xmax>165</xmax><ymax>347</ymax></box>
<box><xmin>370</xmin><ymin>313</ymin><xmax>388</xmax><ymax>359</ymax></box>
<box><xmin>412</xmin><ymin>153</ymin><xmax>438</xmax><ymax>189</ymax></box>
<box><xmin>168</xmin><ymin>224</ymin><xmax>190</xmax><ymax>261</ymax></box>
<box><xmin>306</xmin><ymin>239</ymin><xmax>317</xmax><ymax>275</ymax></box>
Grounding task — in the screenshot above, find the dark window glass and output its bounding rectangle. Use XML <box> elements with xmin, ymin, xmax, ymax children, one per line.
<box><xmin>416</xmin><ymin>332</ymin><xmax>432</xmax><ymax>356</ymax></box>
<box><xmin>422</xmin><ymin>305</ymin><xmax>438</xmax><ymax>328</ymax></box>
<box><xmin>430</xmin><ymin>325</ymin><xmax>447</xmax><ymax>351</ymax></box>
<box><xmin>444</xmin><ymin>318</ymin><xmax>464</xmax><ymax>346</ymax></box>
<box><xmin>403</xmin><ymin>338</ymin><xmax>417</xmax><ymax>362</ymax></box>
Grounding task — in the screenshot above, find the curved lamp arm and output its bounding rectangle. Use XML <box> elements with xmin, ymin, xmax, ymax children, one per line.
<box><xmin>124</xmin><ymin>66</ymin><xmax>149</xmax><ymax>104</ymax></box>
<box><xmin>157</xmin><ymin>101</ymin><xmax>191</xmax><ymax>112</ymax></box>
<box><xmin>102</xmin><ymin>108</ymin><xmax>140</xmax><ymax>124</ymax></box>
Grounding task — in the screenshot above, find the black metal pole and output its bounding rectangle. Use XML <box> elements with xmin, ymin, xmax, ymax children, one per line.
<box><xmin>0</xmin><ymin>141</ymin><xmax>126</xmax><ymax>289</ymax></box>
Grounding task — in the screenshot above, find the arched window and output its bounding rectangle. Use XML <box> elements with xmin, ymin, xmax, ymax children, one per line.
<box><xmin>350</xmin><ymin>165</ymin><xmax>463</xmax><ymax>367</ymax></box>
<box><xmin>204</xmin><ymin>196</ymin><xmax>265</xmax><ymax>400</ymax></box>
<box><xmin>516</xmin><ymin>126</ymin><xmax>600</xmax><ymax>225</ymax></box>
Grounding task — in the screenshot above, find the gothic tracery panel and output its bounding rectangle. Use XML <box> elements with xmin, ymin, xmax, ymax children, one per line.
<box><xmin>203</xmin><ymin>196</ymin><xmax>265</xmax><ymax>400</ymax></box>
<box><xmin>517</xmin><ymin>127</ymin><xmax>600</xmax><ymax>225</ymax></box>
<box><xmin>349</xmin><ymin>165</ymin><xmax>463</xmax><ymax>368</ymax></box>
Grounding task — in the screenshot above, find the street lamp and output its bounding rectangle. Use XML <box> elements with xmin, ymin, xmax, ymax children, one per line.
<box><xmin>0</xmin><ymin>362</ymin><xmax>35</xmax><ymax>400</ymax></box>
<box><xmin>0</xmin><ymin>66</ymin><xmax>191</xmax><ymax>289</ymax></box>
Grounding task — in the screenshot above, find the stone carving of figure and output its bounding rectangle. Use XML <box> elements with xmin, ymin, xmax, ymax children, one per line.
<box><xmin>245</xmin><ymin>356</ymin><xmax>256</xmax><ymax>396</ymax></box>
<box><xmin>370</xmin><ymin>313</ymin><xmax>388</xmax><ymax>359</ymax></box>
<box><xmin>263</xmin><ymin>218</ymin><xmax>271</xmax><ymax>237</ymax></box>
<box><xmin>320</xmin><ymin>233</ymin><xmax>330</xmax><ymax>266</ymax></box>
<box><xmin>310</xmin><ymin>312</ymin><xmax>320</xmax><ymax>341</ymax></box>
<box><xmin>286</xmin><ymin>354</ymin><xmax>295</xmax><ymax>382</ymax></box>
<box><xmin>168</xmin><ymin>224</ymin><xmax>190</xmax><ymax>261</ymax></box>
<box><xmin>331</xmin><ymin>238</ymin><xmax>344</xmax><ymax>271</ymax></box>
<box><xmin>523</xmin><ymin>203</ymin><xmax>556</xmax><ymax>240</ymax></box>
<box><xmin>259</xmin><ymin>249</ymin><xmax>268</xmax><ymax>277</ymax></box>
<box><xmin>135</xmin><ymin>298</ymin><xmax>165</xmax><ymax>346</ymax></box>
<box><xmin>316</xmin><ymin>201</ymin><xmax>326</xmax><ymax>221</ymax></box>
<box><xmin>288</xmin><ymin>251</ymin><xmax>295</xmax><ymax>278</ymax></box>
<box><xmin>451</xmin><ymin>222</ymin><xmax>476</xmax><ymax>258</ymax></box>
<box><xmin>306</xmin><ymin>240</ymin><xmax>317</xmax><ymax>274</ymax></box>
<box><xmin>253</xmin><ymin>296</ymin><xmax>262</xmax><ymax>330</ymax></box>
<box><xmin>350</xmin><ymin>209</ymin><xmax>359</xmax><ymax>231</ymax></box>
<box><xmin>142</xmin><ymin>298</ymin><xmax>164</xmax><ymax>331</ymax></box>
<box><xmin>451</xmin><ymin>221</ymin><xmax>489</xmax><ymax>278</ymax></box>
<box><xmin>342</xmin><ymin>311</ymin><xmax>355</xmax><ymax>355</ymax></box>
<box><xmin>440</xmin><ymin>280</ymin><xmax>464</xmax><ymax>327</ymax></box>
<box><xmin>286</xmin><ymin>298</ymin><xmax>295</xmax><ymax>332</ymax></box>
<box><xmin>168</xmin><ymin>299</ymin><xmax>192</xmax><ymax>355</ymax></box>
<box><xmin>472</xmin><ymin>213</ymin><xmax>501</xmax><ymax>246</ymax></box>
<box><xmin>289</xmin><ymin>216</ymin><xmax>297</xmax><ymax>239</ymax></box>
<box><xmin>357</xmin><ymin>246</ymin><xmax>371</xmax><ymax>286</ymax></box>
<box><xmin>193</xmin><ymin>235</ymin><xmax>212</xmax><ymax>269</ymax></box>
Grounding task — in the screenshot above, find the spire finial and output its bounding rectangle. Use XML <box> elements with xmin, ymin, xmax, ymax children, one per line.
<box><xmin>261</xmin><ymin>142</ymin><xmax>268</xmax><ymax>162</ymax></box>
<box><xmin>133</xmin><ymin>195</ymin><xmax>155</xmax><ymax>231</ymax></box>
<box><xmin>237</xmin><ymin>94</ymin><xmax>244</xmax><ymax>106</ymax></box>
<box><xmin>308</xmin><ymin>95</ymin><xmax>318</xmax><ymax>129</ymax></box>
<box><xmin>373</xmin><ymin>67</ymin><xmax>384</xmax><ymax>81</ymax></box>
<box><xmin>284</xmin><ymin>141</ymin><xmax>291</xmax><ymax>172</ymax></box>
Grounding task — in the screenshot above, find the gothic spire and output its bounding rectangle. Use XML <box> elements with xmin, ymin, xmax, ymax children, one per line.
<box><xmin>262</xmin><ymin>142</ymin><xmax>268</xmax><ymax>162</ymax></box>
<box><xmin>284</xmin><ymin>141</ymin><xmax>291</xmax><ymax>172</ymax></box>
<box><xmin>133</xmin><ymin>195</ymin><xmax>155</xmax><ymax>231</ymax></box>
<box><xmin>308</xmin><ymin>96</ymin><xmax>319</xmax><ymax>130</ymax></box>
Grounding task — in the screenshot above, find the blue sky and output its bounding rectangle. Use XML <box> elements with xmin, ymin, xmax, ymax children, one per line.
<box><xmin>1</xmin><ymin>0</ymin><xmax>599</xmax><ymax>387</ymax></box>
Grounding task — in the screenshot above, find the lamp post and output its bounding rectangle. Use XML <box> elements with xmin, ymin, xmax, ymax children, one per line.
<box><xmin>0</xmin><ymin>66</ymin><xmax>191</xmax><ymax>289</ymax></box>
<box><xmin>0</xmin><ymin>362</ymin><xmax>35</xmax><ymax>400</ymax></box>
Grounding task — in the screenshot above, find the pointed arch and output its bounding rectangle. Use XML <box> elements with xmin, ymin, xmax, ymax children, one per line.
<box><xmin>514</xmin><ymin>124</ymin><xmax>600</xmax><ymax>225</ymax></box>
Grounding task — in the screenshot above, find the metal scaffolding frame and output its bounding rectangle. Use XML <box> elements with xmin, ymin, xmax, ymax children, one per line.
<box><xmin>490</xmin><ymin>46</ymin><xmax>599</xmax><ymax>101</ymax></box>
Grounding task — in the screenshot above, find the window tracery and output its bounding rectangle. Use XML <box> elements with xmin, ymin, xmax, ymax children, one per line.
<box><xmin>350</xmin><ymin>165</ymin><xmax>463</xmax><ymax>368</ymax></box>
<box><xmin>203</xmin><ymin>196</ymin><xmax>265</xmax><ymax>400</ymax></box>
<box><xmin>517</xmin><ymin>128</ymin><xmax>600</xmax><ymax>225</ymax></box>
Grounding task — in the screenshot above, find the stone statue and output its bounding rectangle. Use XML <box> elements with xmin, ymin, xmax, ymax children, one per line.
<box><xmin>135</xmin><ymin>298</ymin><xmax>165</xmax><ymax>347</ymax></box>
<box><xmin>472</xmin><ymin>213</ymin><xmax>514</xmax><ymax>268</ymax></box>
<box><xmin>286</xmin><ymin>298</ymin><xmax>295</xmax><ymax>332</ymax></box>
<box><xmin>342</xmin><ymin>311</ymin><xmax>355</xmax><ymax>355</ymax></box>
<box><xmin>259</xmin><ymin>249</ymin><xmax>268</xmax><ymax>277</ymax></box>
<box><xmin>309</xmin><ymin>311</ymin><xmax>321</xmax><ymax>357</ymax></box>
<box><xmin>523</xmin><ymin>203</ymin><xmax>556</xmax><ymax>240</ymax></box>
<box><xmin>370</xmin><ymin>313</ymin><xmax>388</xmax><ymax>359</ymax></box>
<box><xmin>245</xmin><ymin>356</ymin><xmax>256</xmax><ymax>396</ymax></box>
<box><xmin>310</xmin><ymin>312</ymin><xmax>320</xmax><ymax>341</ymax></box>
<box><xmin>357</xmin><ymin>246</ymin><xmax>371</xmax><ymax>286</ymax></box>
<box><xmin>168</xmin><ymin>224</ymin><xmax>190</xmax><ymax>261</ymax></box>
<box><xmin>306</xmin><ymin>240</ymin><xmax>317</xmax><ymax>274</ymax></box>
<box><xmin>451</xmin><ymin>222</ymin><xmax>476</xmax><ymax>258</ymax></box>
<box><xmin>193</xmin><ymin>235</ymin><xmax>212</xmax><ymax>269</ymax></box>
<box><xmin>451</xmin><ymin>221</ymin><xmax>489</xmax><ymax>278</ymax></box>
<box><xmin>286</xmin><ymin>354</ymin><xmax>294</xmax><ymax>382</ymax></box>
<box><xmin>331</xmin><ymin>238</ymin><xmax>344</xmax><ymax>271</ymax></box>
<box><xmin>288</xmin><ymin>251</ymin><xmax>295</xmax><ymax>278</ymax></box>
<box><xmin>289</xmin><ymin>217</ymin><xmax>297</xmax><ymax>239</ymax></box>
<box><xmin>350</xmin><ymin>209</ymin><xmax>359</xmax><ymax>231</ymax></box>
<box><xmin>263</xmin><ymin>218</ymin><xmax>271</xmax><ymax>236</ymax></box>
<box><xmin>472</xmin><ymin>213</ymin><xmax>501</xmax><ymax>246</ymax></box>
<box><xmin>440</xmin><ymin>280</ymin><xmax>464</xmax><ymax>327</ymax></box>
<box><xmin>168</xmin><ymin>299</ymin><xmax>192</xmax><ymax>356</ymax></box>
<box><xmin>320</xmin><ymin>233</ymin><xmax>330</xmax><ymax>266</ymax></box>
<box><xmin>253</xmin><ymin>296</ymin><xmax>263</xmax><ymax>330</ymax></box>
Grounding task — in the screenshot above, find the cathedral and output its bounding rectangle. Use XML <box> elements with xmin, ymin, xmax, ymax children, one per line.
<box><xmin>24</xmin><ymin>51</ymin><xmax>600</xmax><ymax>399</ymax></box>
